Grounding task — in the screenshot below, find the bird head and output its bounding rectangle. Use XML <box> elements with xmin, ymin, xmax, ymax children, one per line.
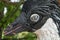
<box><xmin>4</xmin><ymin>0</ymin><xmax>60</xmax><ymax>36</ymax></box>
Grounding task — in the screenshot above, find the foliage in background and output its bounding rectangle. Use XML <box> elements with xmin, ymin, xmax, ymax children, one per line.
<box><xmin>0</xmin><ymin>0</ymin><xmax>37</xmax><ymax>40</ymax></box>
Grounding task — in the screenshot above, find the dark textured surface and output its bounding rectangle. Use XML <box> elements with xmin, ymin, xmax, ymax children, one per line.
<box><xmin>4</xmin><ymin>0</ymin><xmax>60</xmax><ymax>36</ymax></box>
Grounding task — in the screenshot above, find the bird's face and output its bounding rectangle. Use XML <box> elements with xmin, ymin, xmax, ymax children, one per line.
<box><xmin>4</xmin><ymin>0</ymin><xmax>59</xmax><ymax>36</ymax></box>
<box><xmin>4</xmin><ymin>13</ymin><xmax>42</xmax><ymax>36</ymax></box>
<box><xmin>4</xmin><ymin>6</ymin><xmax>50</xmax><ymax>36</ymax></box>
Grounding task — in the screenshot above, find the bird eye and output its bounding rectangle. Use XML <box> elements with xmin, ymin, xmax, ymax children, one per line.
<box><xmin>30</xmin><ymin>14</ymin><xmax>40</xmax><ymax>22</ymax></box>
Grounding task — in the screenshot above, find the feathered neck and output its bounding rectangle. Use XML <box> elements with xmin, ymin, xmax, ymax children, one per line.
<box><xmin>34</xmin><ymin>18</ymin><xmax>60</xmax><ymax>40</ymax></box>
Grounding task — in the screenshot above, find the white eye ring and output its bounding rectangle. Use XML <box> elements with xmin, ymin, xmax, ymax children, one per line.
<box><xmin>30</xmin><ymin>14</ymin><xmax>40</xmax><ymax>22</ymax></box>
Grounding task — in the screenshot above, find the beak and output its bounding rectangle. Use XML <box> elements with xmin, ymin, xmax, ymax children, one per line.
<box><xmin>4</xmin><ymin>12</ymin><xmax>32</xmax><ymax>36</ymax></box>
<box><xmin>4</xmin><ymin>24</ymin><xmax>27</xmax><ymax>36</ymax></box>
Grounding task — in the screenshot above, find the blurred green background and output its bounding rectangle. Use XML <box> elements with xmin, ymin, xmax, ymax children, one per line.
<box><xmin>0</xmin><ymin>0</ymin><xmax>37</xmax><ymax>40</ymax></box>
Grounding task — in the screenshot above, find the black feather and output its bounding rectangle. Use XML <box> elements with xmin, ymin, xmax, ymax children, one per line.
<box><xmin>4</xmin><ymin>0</ymin><xmax>60</xmax><ymax>36</ymax></box>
